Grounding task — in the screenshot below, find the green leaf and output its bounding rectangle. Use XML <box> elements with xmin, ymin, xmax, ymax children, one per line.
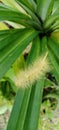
<box><xmin>52</xmin><ymin>0</ymin><xmax>59</xmax><ymax>13</ymax></box>
<box><xmin>50</xmin><ymin>19</ymin><xmax>59</xmax><ymax>31</ymax></box>
<box><xmin>48</xmin><ymin>46</ymin><xmax>59</xmax><ymax>84</ymax></box>
<box><xmin>17</xmin><ymin>0</ymin><xmax>40</xmax><ymax>27</ymax></box>
<box><xmin>52</xmin><ymin>69</ymin><xmax>59</xmax><ymax>85</ymax></box>
<box><xmin>15</xmin><ymin>88</ymin><xmax>32</xmax><ymax>130</ymax></box>
<box><xmin>6</xmin><ymin>30</ymin><xmax>40</xmax><ymax>130</ymax></box>
<box><xmin>0</xmin><ymin>28</ymin><xmax>38</xmax><ymax>79</ymax></box>
<box><xmin>37</xmin><ymin>0</ymin><xmax>40</xmax><ymax>9</ymax></box>
<box><xmin>5</xmin><ymin>77</ymin><xmax>17</xmax><ymax>93</ymax></box>
<box><xmin>27</xmin><ymin>36</ymin><xmax>40</xmax><ymax>65</ymax></box>
<box><xmin>0</xmin><ymin>0</ymin><xmax>24</xmax><ymax>12</ymax></box>
<box><xmin>47</xmin><ymin>0</ymin><xmax>54</xmax><ymax>17</ymax></box>
<box><xmin>44</xmin><ymin>93</ymin><xmax>59</xmax><ymax>100</ymax></box>
<box><xmin>28</xmin><ymin>0</ymin><xmax>37</xmax><ymax>11</ymax></box>
<box><xmin>47</xmin><ymin>38</ymin><xmax>59</xmax><ymax>60</ymax></box>
<box><xmin>0</xmin><ymin>29</ymin><xmax>23</xmax><ymax>50</ymax></box>
<box><xmin>44</xmin><ymin>14</ymin><xmax>59</xmax><ymax>29</ymax></box>
<box><xmin>23</xmin><ymin>36</ymin><xmax>44</xmax><ymax>130</ymax></box>
<box><xmin>24</xmin><ymin>78</ymin><xmax>44</xmax><ymax>130</ymax></box>
<box><xmin>44</xmin><ymin>78</ymin><xmax>55</xmax><ymax>88</ymax></box>
<box><xmin>13</xmin><ymin>55</ymin><xmax>25</xmax><ymax>75</ymax></box>
<box><xmin>17</xmin><ymin>0</ymin><xmax>36</xmax><ymax>12</ymax></box>
<box><xmin>6</xmin><ymin>88</ymin><xmax>31</xmax><ymax>130</ymax></box>
<box><xmin>37</xmin><ymin>0</ymin><xmax>53</xmax><ymax>21</ymax></box>
<box><xmin>41</xmin><ymin>36</ymin><xmax>48</xmax><ymax>54</ymax></box>
<box><xmin>0</xmin><ymin>4</ymin><xmax>31</xmax><ymax>26</ymax></box>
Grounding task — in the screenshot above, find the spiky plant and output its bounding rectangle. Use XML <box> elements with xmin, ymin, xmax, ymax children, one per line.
<box><xmin>0</xmin><ymin>0</ymin><xmax>59</xmax><ymax>130</ymax></box>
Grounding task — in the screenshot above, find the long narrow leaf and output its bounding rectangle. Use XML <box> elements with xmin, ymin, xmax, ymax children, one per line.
<box><xmin>47</xmin><ymin>38</ymin><xmax>59</xmax><ymax>60</ymax></box>
<box><xmin>48</xmin><ymin>47</ymin><xmax>59</xmax><ymax>84</ymax></box>
<box><xmin>24</xmin><ymin>78</ymin><xmax>44</xmax><ymax>130</ymax></box>
<box><xmin>23</xmin><ymin>36</ymin><xmax>44</xmax><ymax>130</ymax></box>
<box><xmin>27</xmin><ymin>36</ymin><xmax>40</xmax><ymax>65</ymax></box>
<box><xmin>0</xmin><ymin>4</ymin><xmax>31</xmax><ymax>26</ymax></box>
<box><xmin>6</xmin><ymin>88</ymin><xmax>31</xmax><ymax>130</ymax></box>
<box><xmin>0</xmin><ymin>0</ymin><xmax>24</xmax><ymax>12</ymax></box>
<box><xmin>17</xmin><ymin>0</ymin><xmax>40</xmax><ymax>27</ymax></box>
<box><xmin>0</xmin><ymin>28</ymin><xmax>38</xmax><ymax>79</ymax></box>
<box><xmin>44</xmin><ymin>14</ymin><xmax>59</xmax><ymax>29</ymax></box>
<box><xmin>37</xmin><ymin>0</ymin><xmax>53</xmax><ymax>21</ymax></box>
<box><xmin>6</xmin><ymin>32</ymin><xmax>40</xmax><ymax>130</ymax></box>
<box><xmin>41</xmin><ymin>36</ymin><xmax>48</xmax><ymax>54</ymax></box>
<box><xmin>17</xmin><ymin>0</ymin><xmax>36</xmax><ymax>12</ymax></box>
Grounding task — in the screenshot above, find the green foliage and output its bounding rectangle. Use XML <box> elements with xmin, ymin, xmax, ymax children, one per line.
<box><xmin>0</xmin><ymin>0</ymin><xmax>59</xmax><ymax>130</ymax></box>
<box><xmin>38</xmin><ymin>101</ymin><xmax>59</xmax><ymax>130</ymax></box>
<box><xmin>0</xmin><ymin>28</ymin><xmax>38</xmax><ymax>79</ymax></box>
